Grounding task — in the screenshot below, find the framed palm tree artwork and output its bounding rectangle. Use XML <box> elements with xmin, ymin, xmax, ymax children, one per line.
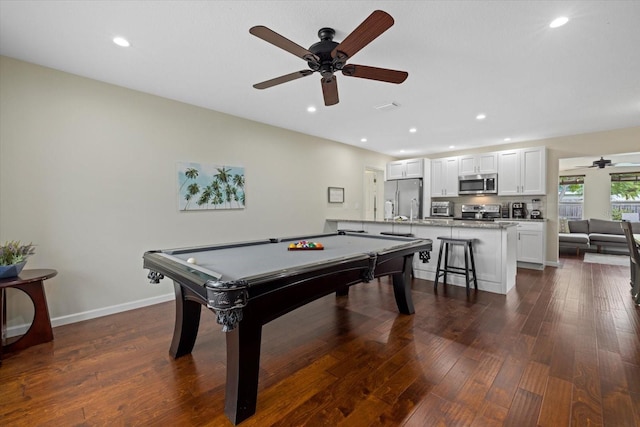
<box><xmin>177</xmin><ymin>162</ymin><xmax>245</xmax><ymax>211</ymax></box>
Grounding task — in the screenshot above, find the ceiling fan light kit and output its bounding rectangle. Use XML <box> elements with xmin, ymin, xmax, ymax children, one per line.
<box><xmin>250</xmin><ymin>10</ymin><xmax>408</xmax><ymax>106</ymax></box>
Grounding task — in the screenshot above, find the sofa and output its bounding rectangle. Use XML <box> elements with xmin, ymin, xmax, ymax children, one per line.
<box><xmin>559</xmin><ymin>218</ymin><xmax>640</xmax><ymax>255</ymax></box>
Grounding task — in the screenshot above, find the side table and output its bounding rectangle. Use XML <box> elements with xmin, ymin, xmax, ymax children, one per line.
<box><xmin>1</xmin><ymin>269</ymin><xmax>57</xmax><ymax>362</ymax></box>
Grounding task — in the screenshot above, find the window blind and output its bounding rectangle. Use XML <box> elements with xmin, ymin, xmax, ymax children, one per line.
<box><xmin>610</xmin><ymin>172</ymin><xmax>640</xmax><ymax>182</ymax></box>
<box><xmin>559</xmin><ymin>175</ymin><xmax>585</xmax><ymax>185</ymax></box>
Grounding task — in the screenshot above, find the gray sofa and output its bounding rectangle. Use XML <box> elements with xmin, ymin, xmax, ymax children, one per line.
<box><xmin>559</xmin><ymin>219</ymin><xmax>640</xmax><ymax>255</ymax></box>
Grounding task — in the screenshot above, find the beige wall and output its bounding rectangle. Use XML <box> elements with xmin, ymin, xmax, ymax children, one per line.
<box><xmin>0</xmin><ymin>56</ymin><xmax>393</xmax><ymax>327</ymax></box>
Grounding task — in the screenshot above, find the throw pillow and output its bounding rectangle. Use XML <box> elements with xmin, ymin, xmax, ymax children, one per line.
<box><xmin>559</xmin><ymin>218</ymin><xmax>569</xmax><ymax>233</ymax></box>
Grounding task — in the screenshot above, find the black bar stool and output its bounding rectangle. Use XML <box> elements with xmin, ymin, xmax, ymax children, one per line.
<box><xmin>434</xmin><ymin>237</ymin><xmax>478</xmax><ymax>296</ymax></box>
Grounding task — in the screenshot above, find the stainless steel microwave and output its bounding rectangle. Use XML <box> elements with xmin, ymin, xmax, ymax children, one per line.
<box><xmin>458</xmin><ymin>173</ymin><xmax>498</xmax><ymax>195</ymax></box>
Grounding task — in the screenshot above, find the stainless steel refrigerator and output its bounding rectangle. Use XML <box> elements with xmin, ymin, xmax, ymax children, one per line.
<box><xmin>383</xmin><ymin>178</ymin><xmax>423</xmax><ymax>220</ymax></box>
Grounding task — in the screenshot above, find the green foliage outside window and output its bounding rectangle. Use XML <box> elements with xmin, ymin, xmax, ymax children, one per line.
<box><xmin>610</xmin><ymin>177</ymin><xmax>640</xmax><ymax>220</ymax></box>
<box><xmin>611</xmin><ymin>182</ymin><xmax>640</xmax><ymax>200</ymax></box>
<box><xmin>558</xmin><ymin>184</ymin><xmax>584</xmax><ymax>200</ymax></box>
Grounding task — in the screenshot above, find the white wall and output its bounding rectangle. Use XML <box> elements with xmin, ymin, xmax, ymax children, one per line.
<box><xmin>0</xmin><ymin>57</ymin><xmax>393</xmax><ymax>328</ymax></box>
<box><xmin>583</xmin><ymin>169</ymin><xmax>614</xmax><ymax>220</ymax></box>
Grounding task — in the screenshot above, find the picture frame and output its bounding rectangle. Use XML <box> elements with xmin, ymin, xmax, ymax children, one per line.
<box><xmin>328</xmin><ymin>187</ymin><xmax>344</xmax><ymax>203</ymax></box>
<box><xmin>177</xmin><ymin>162</ymin><xmax>245</xmax><ymax>211</ymax></box>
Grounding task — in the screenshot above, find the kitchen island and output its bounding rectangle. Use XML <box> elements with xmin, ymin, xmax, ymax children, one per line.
<box><xmin>325</xmin><ymin>219</ymin><xmax>517</xmax><ymax>295</ymax></box>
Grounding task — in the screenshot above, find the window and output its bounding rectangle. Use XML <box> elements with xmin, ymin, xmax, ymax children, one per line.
<box><xmin>559</xmin><ymin>175</ymin><xmax>584</xmax><ymax>220</ymax></box>
<box><xmin>610</xmin><ymin>172</ymin><xmax>640</xmax><ymax>221</ymax></box>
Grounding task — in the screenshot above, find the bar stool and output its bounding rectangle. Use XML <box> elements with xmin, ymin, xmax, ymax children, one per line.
<box><xmin>434</xmin><ymin>237</ymin><xmax>478</xmax><ymax>296</ymax></box>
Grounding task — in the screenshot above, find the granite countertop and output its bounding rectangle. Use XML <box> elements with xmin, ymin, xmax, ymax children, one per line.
<box><xmin>496</xmin><ymin>218</ymin><xmax>547</xmax><ymax>222</ymax></box>
<box><xmin>328</xmin><ymin>218</ymin><xmax>518</xmax><ymax>229</ymax></box>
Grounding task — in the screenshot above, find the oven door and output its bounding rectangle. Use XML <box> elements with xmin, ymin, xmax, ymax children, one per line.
<box><xmin>458</xmin><ymin>174</ymin><xmax>498</xmax><ymax>195</ymax></box>
<box><xmin>458</xmin><ymin>176</ymin><xmax>486</xmax><ymax>195</ymax></box>
<box><xmin>431</xmin><ymin>207</ymin><xmax>451</xmax><ymax>216</ymax></box>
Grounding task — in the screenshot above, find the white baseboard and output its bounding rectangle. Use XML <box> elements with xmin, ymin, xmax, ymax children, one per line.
<box><xmin>5</xmin><ymin>292</ymin><xmax>175</xmax><ymax>338</ymax></box>
<box><xmin>413</xmin><ymin>269</ymin><xmax>508</xmax><ymax>295</ymax></box>
<box><xmin>517</xmin><ymin>261</ymin><xmax>545</xmax><ymax>271</ymax></box>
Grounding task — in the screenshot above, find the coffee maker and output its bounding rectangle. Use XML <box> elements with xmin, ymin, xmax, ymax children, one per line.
<box><xmin>511</xmin><ymin>202</ymin><xmax>527</xmax><ymax>219</ymax></box>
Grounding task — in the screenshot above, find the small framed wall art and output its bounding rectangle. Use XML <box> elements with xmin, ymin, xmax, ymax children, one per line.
<box><xmin>328</xmin><ymin>187</ymin><xmax>344</xmax><ymax>203</ymax></box>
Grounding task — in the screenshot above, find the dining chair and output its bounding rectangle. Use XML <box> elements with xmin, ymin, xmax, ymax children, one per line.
<box><xmin>620</xmin><ymin>220</ymin><xmax>640</xmax><ymax>305</ymax></box>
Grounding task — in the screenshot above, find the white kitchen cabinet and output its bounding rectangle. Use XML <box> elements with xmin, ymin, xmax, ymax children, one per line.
<box><xmin>516</xmin><ymin>223</ymin><xmax>545</xmax><ymax>265</ymax></box>
<box><xmin>512</xmin><ymin>221</ymin><xmax>545</xmax><ymax>265</ymax></box>
<box><xmin>431</xmin><ymin>157</ymin><xmax>459</xmax><ymax>197</ymax></box>
<box><xmin>386</xmin><ymin>158</ymin><xmax>424</xmax><ymax>180</ymax></box>
<box><xmin>458</xmin><ymin>152</ymin><xmax>498</xmax><ymax>175</ymax></box>
<box><xmin>497</xmin><ymin>147</ymin><xmax>546</xmax><ymax>196</ymax></box>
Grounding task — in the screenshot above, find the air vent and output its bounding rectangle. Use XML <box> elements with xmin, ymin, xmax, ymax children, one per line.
<box><xmin>374</xmin><ymin>102</ymin><xmax>400</xmax><ymax>112</ymax></box>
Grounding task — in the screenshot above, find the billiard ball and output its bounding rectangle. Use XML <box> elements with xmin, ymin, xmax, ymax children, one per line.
<box><xmin>187</xmin><ymin>257</ymin><xmax>197</xmax><ymax>264</ymax></box>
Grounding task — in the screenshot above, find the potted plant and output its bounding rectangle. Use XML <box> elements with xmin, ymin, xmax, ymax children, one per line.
<box><xmin>0</xmin><ymin>241</ymin><xmax>35</xmax><ymax>279</ymax></box>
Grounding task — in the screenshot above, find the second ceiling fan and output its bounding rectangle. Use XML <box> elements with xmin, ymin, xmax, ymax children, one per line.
<box><xmin>249</xmin><ymin>10</ymin><xmax>408</xmax><ymax>106</ymax></box>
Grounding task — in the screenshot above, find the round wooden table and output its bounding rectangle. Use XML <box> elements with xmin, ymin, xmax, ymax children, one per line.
<box><xmin>0</xmin><ymin>269</ymin><xmax>57</xmax><ymax>362</ymax></box>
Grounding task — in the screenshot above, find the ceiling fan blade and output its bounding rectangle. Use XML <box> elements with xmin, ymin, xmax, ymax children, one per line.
<box><xmin>250</xmin><ymin>26</ymin><xmax>319</xmax><ymax>64</ymax></box>
<box><xmin>321</xmin><ymin>76</ymin><xmax>339</xmax><ymax>106</ymax></box>
<box><xmin>331</xmin><ymin>10</ymin><xmax>394</xmax><ymax>60</ymax></box>
<box><xmin>614</xmin><ymin>162</ymin><xmax>640</xmax><ymax>167</ymax></box>
<box><xmin>253</xmin><ymin>70</ymin><xmax>314</xmax><ymax>89</ymax></box>
<box><xmin>341</xmin><ymin>64</ymin><xmax>408</xmax><ymax>84</ymax></box>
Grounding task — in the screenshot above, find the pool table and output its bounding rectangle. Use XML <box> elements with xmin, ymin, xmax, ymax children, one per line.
<box><xmin>143</xmin><ymin>231</ymin><xmax>432</xmax><ymax>425</ymax></box>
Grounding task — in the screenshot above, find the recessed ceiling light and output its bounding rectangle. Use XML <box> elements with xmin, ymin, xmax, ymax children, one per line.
<box><xmin>307</xmin><ymin>106</ymin><xmax>316</xmax><ymax>113</ymax></box>
<box><xmin>399</xmin><ymin>149</ymin><xmax>405</xmax><ymax>153</ymax></box>
<box><xmin>504</xmin><ymin>138</ymin><xmax>511</xmax><ymax>142</ymax></box>
<box><xmin>409</xmin><ymin>127</ymin><xmax>417</xmax><ymax>133</ymax></box>
<box><xmin>360</xmin><ymin>138</ymin><xmax>367</xmax><ymax>143</ymax></box>
<box><xmin>113</xmin><ymin>37</ymin><xmax>130</xmax><ymax>47</ymax></box>
<box><xmin>549</xmin><ymin>17</ymin><xmax>569</xmax><ymax>28</ymax></box>
<box><xmin>476</xmin><ymin>114</ymin><xmax>486</xmax><ymax>120</ymax></box>
<box><xmin>449</xmin><ymin>145</ymin><xmax>455</xmax><ymax>149</ymax></box>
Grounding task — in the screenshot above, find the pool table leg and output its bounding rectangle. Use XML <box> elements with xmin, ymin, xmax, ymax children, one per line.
<box><xmin>224</xmin><ymin>316</ymin><xmax>263</xmax><ymax>425</ymax></box>
<box><xmin>335</xmin><ymin>286</ymin><xmax>349</xmax><ymax>296</ymax></box>
<box><xmin>169</xmin><ymin>281</ymin><xmax>202</xmax><ymax>358</ymax></box>
<box><xmin>391</xmin><ymin>255</ymin><xmax>415</xmax><ymax>314</ymax></box>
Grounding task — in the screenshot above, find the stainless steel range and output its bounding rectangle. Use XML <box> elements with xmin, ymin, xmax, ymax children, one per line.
<box><xmin>457</xmin><ymin>204</ymin><xmax>502</xmax><ymax>221</ymax></box>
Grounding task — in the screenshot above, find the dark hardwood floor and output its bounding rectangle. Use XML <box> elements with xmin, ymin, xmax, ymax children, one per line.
<box><xmin>1</xmin><ymin>254</ymin><xmax>639</xmax><ymax>426</ymax></box>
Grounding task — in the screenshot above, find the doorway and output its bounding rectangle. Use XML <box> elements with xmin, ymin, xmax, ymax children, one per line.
<box><xmin>364</xmin><ymin>167</ymin><xmax>385</xmax><ymax>221</ymax></box>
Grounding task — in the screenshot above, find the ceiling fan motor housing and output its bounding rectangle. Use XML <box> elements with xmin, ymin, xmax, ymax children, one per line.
<box><xmin>594</xmin><ymin>157</ymin><xmax>612</xmax><ymax>168</ymax></box>
<box><xmin>308</xmin><ymin>27</ymin><xmax>342</xmax><ymax>77</ymax></box>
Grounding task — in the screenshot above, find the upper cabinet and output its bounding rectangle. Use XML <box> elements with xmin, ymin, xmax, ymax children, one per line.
<box><xmin>497</xmin><ymin>147</ymin><xmax>546</xmax><ymax>196</ymax></box>
<box><xmin>458</xmin><ymin>152</ymin><xmax>498</xmax><ymax>175</ymax></box>
<box><xmin>386</xmin><ymin>158</ymin><xmax>424</xmax><ymax>180</ymax></box>
<box><xmin>431</xmin><ymin>156</ymin><xmax>459</xmax><ymax>197</ymax></box>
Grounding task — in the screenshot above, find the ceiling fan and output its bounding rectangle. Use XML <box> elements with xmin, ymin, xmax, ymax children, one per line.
<box><xmin>249</xmin><ymin>10</ymin><xmax>408</xmax><ymax>106</ymax></box>
<box><xmin>590</xmin><ymin>157</ymin><xmax>613</xmax><ymax>168</ymax></box>
<box><xmin>575</xmin><ymin>157</ymin><xmax>640</xmax><ymax>169</ymax></box>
